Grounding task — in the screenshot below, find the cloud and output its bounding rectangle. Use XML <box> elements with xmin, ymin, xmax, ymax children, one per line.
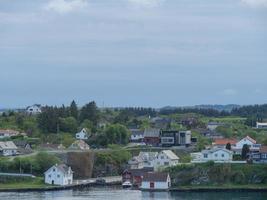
<box><xmin>128</xmin><ymin>0</ymin><xmax>165</xmax><ymax>7</ymax></box>
<box><xmin>241</xmin><ymin>0</ymin><xmax>267</xmax><ymax>8</ymax></box>
<box><xmin>220</xmin><ymin>89</ymin><xmax>238</xmax><ymax>96</ymax></box>
<box><xmin>44</xmin><ymin>0</ymin><xmax>88</xmax><ymax>14</ymax></box>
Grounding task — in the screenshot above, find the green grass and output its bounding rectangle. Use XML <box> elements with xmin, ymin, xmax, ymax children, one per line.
<box><xmin>0</xmin><ymin>177</ymin><xmax>51</xmax><ymax>190</ymax></box>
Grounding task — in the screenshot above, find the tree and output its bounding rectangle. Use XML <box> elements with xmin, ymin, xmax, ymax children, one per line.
<box><xmin>241</xmin><ymin>144</ymin><xmax>250</xmax><ymax>160</ymax></box>
<box><xmin>69</xmin><ymin>100</ymin><xmax>78</xmax><ymax>119</ymax></box>
<box><xmin>79</xmin><ymin>101</ymin><xmax>99</xmax><ymax>126</ymax></box>
<box><xmin>226</xmin><ymin>143</ymin><xmax>231</xmax><ymax>150</ymax></box>
<box><xmin>102</xmin><ymin>124</ymin><xmax>130</xmax><ymax>145</ymax></box>
<box><xmin>59</xmin><ymin>117</ymin><xmax>78</xmax><ymax>133</ymax></box>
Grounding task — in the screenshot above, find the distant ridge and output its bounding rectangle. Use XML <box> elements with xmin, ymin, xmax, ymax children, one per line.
<box><xmin>160</xmin><ymin>104</ymin><xmax>241</xmax><ymax>112</ymax></box>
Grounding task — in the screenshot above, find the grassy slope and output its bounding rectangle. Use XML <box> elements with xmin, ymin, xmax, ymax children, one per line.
<box><xmin>0</xmin><ymin>177</ymin><xmax>50</xmax><ymax>189</ymax></box>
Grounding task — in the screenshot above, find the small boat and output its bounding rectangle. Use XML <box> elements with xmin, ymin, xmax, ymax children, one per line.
<box><xmin>122</xmin><ymin>181</ymin><xmax>132</xmax><ymax>189</ymax></box>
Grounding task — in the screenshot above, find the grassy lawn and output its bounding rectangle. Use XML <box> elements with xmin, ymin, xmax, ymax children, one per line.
<box><xmin>0</xmin><ymin>177</ymin><xmax>51</xmax><ymax>190</ymax></box>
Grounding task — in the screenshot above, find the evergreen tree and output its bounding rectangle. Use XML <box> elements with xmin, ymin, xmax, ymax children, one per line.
<box><xmin>70</xmin><ymin>100</ymin><xmax>78</xmax><ymax>119</ymax></box>
<box><xmin>79</xmin><ymin>101</ymin><xmax>99</xmax><ymax>125</ymax></box>
<box><xmin>241</xmin><ymin>144</ymin><xmax>250</xmax><ymax>160</ymax></box>
<box><xmin>226</xmin><ymin>143</ymin><xmax>231</xmax><ymax>150</ymax></box>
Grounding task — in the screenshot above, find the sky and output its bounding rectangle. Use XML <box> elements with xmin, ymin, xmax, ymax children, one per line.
<box><xmin>0</xmin><ymin>0</ymin><xmax>267</xmax><ymax>108</ymax></box>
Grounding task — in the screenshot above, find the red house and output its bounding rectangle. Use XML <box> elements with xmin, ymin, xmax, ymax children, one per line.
<box><xmin>143</xmin><ymin>128</ymin><xmax>161</xmax><ymax>146</ymax></box>
<box><xmin>122</xmin><ymin>167</ymin><xmax>154</xmax><ymax>188</ymax></box>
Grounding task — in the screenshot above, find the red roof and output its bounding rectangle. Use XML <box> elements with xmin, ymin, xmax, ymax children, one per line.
<box><xmin>260</xmin><ymin>146</ymin><xmax>267</xmax><ymax>153</ymax></box>
<box><xmin>213</xmin><ymin>138</ymin><xmax>237</xmax><ymax>145</ymax></box>
<box><xmin>244</xmin><ymin>136</ymin><xmax>256</xmax><ymax>144</ymax></box>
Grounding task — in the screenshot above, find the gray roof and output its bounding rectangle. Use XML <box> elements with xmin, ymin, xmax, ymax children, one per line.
<box><xmin>208</xmin><ymin>122</ymin><xmax>224</xmax><ymax>126</ymax></box>
<box><xmin>202</xmin><ymin>148</ymin><xmax>232</xmax><ymax>155</ymax></box>
<box><xmin>143</xmin><ymin>172</ymin><xmax>169</xmax><ymax>182</ymax></box>
<box><xmin>124</xmin><ymin>167</ymin><xmax>154</xmax><ymax>176</ymax></box>
<box><xmin>161</xmin><ymin>150</ymin><xmax>179</xmax><ymax>160</ymax></box>
<box><xmin>46</xmin><ymin>164</ymin><xmax>73</xmax><ymax>174</ymax></box>
<box><xmin>130</xmin><ymin>129</ymin><xmax>144</xmax><ymax>136</ymax></box>
<box><xmin>138</xmin><ymin>152</ymin><xmax>158</xmax><ymax>161</ymax></box>
<box><xmin>0</xmin><ymin>141</ymin><xmax>18</xmax><ymax>150</ymax></box>
<box><xmin>144</xmin><ymin>128</ymin><xmax>160</xmax><ymax>137</ymax></box>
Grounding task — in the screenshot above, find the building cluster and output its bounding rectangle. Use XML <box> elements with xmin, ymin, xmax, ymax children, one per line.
<box><xmin>122</xmin><ymin>149</ymin><xmax>178</xmax><ymax>190</ymax></box>
<box><xmin>191</xmin><ymin>135</ymin><xmax>267</xmax><ymax>163</ymax></box>
<box><xmin>130</xmin><ymin>128</ymin><xmax>195</xmax><ymax>147</ymax></box>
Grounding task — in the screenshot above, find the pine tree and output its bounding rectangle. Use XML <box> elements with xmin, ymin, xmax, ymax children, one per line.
<box><xmin>70</xmin><ymin>100</ymin><xmax>78</xmax><ymax>119</ymax></box>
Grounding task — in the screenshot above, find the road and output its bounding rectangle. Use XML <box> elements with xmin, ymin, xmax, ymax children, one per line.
<box><xmin>74</xmin><ymin>176</ymin><xmax>122</xmax><ymax>185</ymax></box>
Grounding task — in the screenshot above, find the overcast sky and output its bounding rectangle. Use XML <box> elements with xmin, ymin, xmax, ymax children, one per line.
<box><xmin>0</xmin><ymin>0</ymin><xmax>267</xmax><ymax>108</ymax></box>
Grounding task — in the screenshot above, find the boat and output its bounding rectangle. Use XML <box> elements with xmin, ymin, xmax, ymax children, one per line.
<box><xmin>122</xmin><ymin>181</ymin><xmax>132</xmax><ymax>189</ymax></box>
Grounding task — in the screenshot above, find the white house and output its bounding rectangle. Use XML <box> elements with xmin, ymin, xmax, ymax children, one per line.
<box><xmin>191</xmin><ymin>148</ymin><xmax>233</xmax><ymax>163</ymax></box>
<box><xmin>232</xmin><ymin>136</ymin><xmax>260</xmax><ymax>155</ymax></box>
<box><xmin>256</xmin><ymin>122</ymin><xmax>267</xmax><ymax>129</ymax></box>
<box><xmin>154</xmin><ymin>150</ymin><xmax>179</xmax><ymax>170</ymax></box>
<box><xmin>128</xmin><ymin>152</ymin><xmax>158</xmax><ymax>169</ymax></box>
<box><xmin>130</xmin><ymin>129</ymin><xmax>144</xmax><ymax>143</ymax></box>
<box><xmin>235</xmin><ymin>136</ymin><xmax>256</xmax><ymax>149</ymax></box>
<box><xmin>139</xmin><ymin>152</ymin><xmax>158</xmax><ymax>168</ymax></box>
<box><xmin>68</xmin><ymin>140</ymin><xmax>90</xmax><ymax>150</ymax></box>
<box><xmin>128</xmin><ymin>156</ymin><xmax>144</xmax><ymax>169</ymax></box>
<box><xmin>0</xmin><ymin>141</ymin><xmax>18</xmax><ymax>156</ymax></box>
<box><xmin>26</xmin><ymin>104</ymin><xmax>42</xmax><ymax>115</ymax></box>
<box><xmin>44</xmin><ymin>164</ymin><xmax>73</xmax><ymax>186</ymax></box>
<box><xmin>75</xmin><ymin>128</ymin><xmax>89</xmax><ymax>140</ymax></box>
<box><xmin>141</xmin><ymin>172</ymin><xmax>171</xmax><ymax>190</ymax></box>
<box><xmin>0</xmin><ymin>129</ymin><xmax>21</xmax><ymax>139</ymax></box>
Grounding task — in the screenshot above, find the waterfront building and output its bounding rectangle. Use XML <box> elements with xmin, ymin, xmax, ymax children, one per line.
<box><xmin>44</xmin><ymin>164</ymin><xmax>73</xmax><ymax>186</ymax></box>
<box><xmin>141</xmin><ymin>172</ymin><xmax>171</xmax><ymax>190</ymax></box>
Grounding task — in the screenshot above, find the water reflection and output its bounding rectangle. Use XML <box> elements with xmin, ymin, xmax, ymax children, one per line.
<box><xmin>0</xmin><ymin>187</ymin><xmax>267</xmax><ymax>200</ymax></box>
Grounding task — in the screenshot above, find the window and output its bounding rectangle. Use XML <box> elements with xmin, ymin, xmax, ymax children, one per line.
<box><xmin>215</xmin><ymin>154</ymin><xmax>218</xmax><ymax>157</ymax></box>
<box><xmin>221</xmin><ymin>154</ymin><xmax>225</xmax><ymax>157</ymax></box>
<box><xmin>204</xmin><ymin>154</ymin><xmax>208</xmax><ymax>158</ymax></box>
<box><xmin>57</xmin><ymin>174</ymin><xmax>60</xmax><ymax>178</ymax></box>
<box><xmin>49</xmin><ymin>175</ymin><xmax>51</xmax><ymax>178</ymax></box>
<box><xmin>161</xmin><ymin>156</ymin><xmax>164</xmax><ymax>159</ymax></box>
<box><xmin>53</xmin><ymin>168</ymin><xmax>56</xmax><ymax>172</ymax></box>
<box><xmin>164</xmin><ymin>162</ymin><xmax>169</xmax><ymax>166</ymax></box>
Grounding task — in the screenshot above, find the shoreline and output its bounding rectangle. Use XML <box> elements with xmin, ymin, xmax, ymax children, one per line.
<box><xmin>1</xmin><ymin>183</ymin><xmax>267</xmax><ymax>193</ymax></box>
<box><xmin>0</xmin><ymin>181</ymin><xmax>121</xmax><ymax>193</ymax></box>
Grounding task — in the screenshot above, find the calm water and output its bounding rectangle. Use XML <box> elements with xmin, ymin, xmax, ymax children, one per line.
<box><xmin>0</xmin><ymin>186</ymin><xmax>267</xmax><ymax>200</ymax></box>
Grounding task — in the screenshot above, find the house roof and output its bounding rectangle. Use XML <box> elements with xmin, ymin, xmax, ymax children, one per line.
<box><xmin>69</xmin><ymin>140</ymin><xmax>90</xmax><ymax>150</ymax></box>
<box><xmin>130</xmin><ymin>129</ymin><xmax>144</xmax><ymax>136</ymax></box>
<box><xmin>138</xmin><ymin>152</ymin><xmax>158</xmax><ymax>161</ymax></box>
<box><xmin>202</xmin><ymin>148</ymin><xmax>233</xmax><ymax>155</ymax></box>
<box><xmin>128</xmin><ymin>156</ymin><xmax>143</xmax><ymax>164</ymax></box>
<box><xmin>242</xmin><ymin>136</ymin><xmax>256</xmax><ymax>144</ymax></box>
<box><xmin>0</xmin><ymin>129</ymin><xmax>20</xmax><ymax>136</ymax></box>
<box><xmin>260</xmin><ymin>146</ymin><xmax>267</xmax><ymax>153</ymax></box>
<box><xmin>208</xmin><ymin>122</ymin><xmax>224</xmax><ymax>126</ymax></box>
<box><xmin>45</xmin><ymin>164</ymin><xmax>73</xmax><ymax>175</ymax></box>
<box><xmin>124</xmin><ymin>167</ymin><xmax>154</xmax><ymax>177</ymax></box>
<box><xmin>144</xmin><ymin>128</ymin><xmax>160</xmax><ymax>137</ymax></box>
<box><xmin>213</xmin><ymin>138</ymin><xmax>237</xmax><ymax>145</ymax></box>
<box><xmin>143</xmin><ymin>172</ymin><xmax>169</xmax><ymax>182</ymax></box>
<box><xmin>0</xmin><ymin>141</ymin><xmax>18</xmax><ymax>150</ymax></box>
<box><xmin>57</xmin><ymin>164</ymin><xmax>73</xmax><ymax>174</ymax></box>
<box><xmin>257</xmin><ymin>122</ymin><xmax>267</xmax><ymax>126</ymax></box>
<box><xmin>161</xmin><ymin>150</ymin><xmax>179</xmax><ymax>160</ymax></box>
<box><xmin>14</xmin><ymin>140</ymin><xmax>29</xmax><ymax>148</ymax></box>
